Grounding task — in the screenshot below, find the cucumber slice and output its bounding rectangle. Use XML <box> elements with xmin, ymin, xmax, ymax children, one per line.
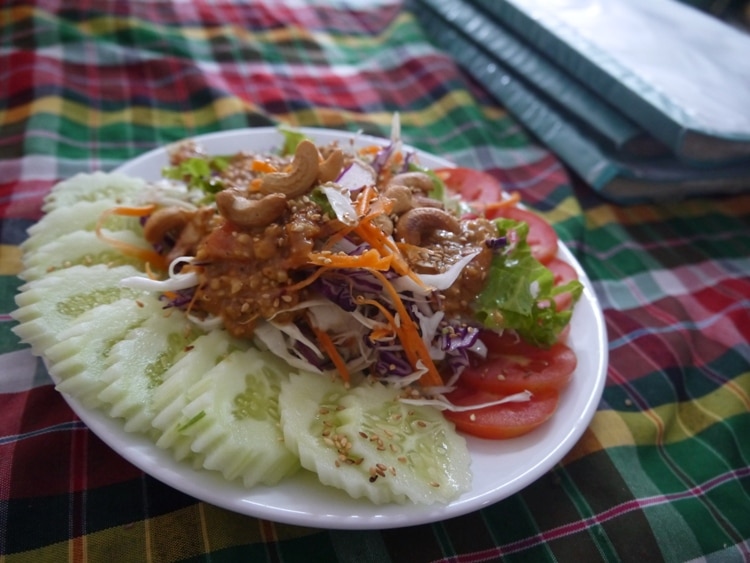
<box><xmin>42</xmin><ymin>172</ymin><xmax>146</xmax><ymax>212</ymax></box>
<box><xmin>44</xmin><ymin>295</ymin><xmax>160</xmax><ymax>408</ymax></box>
<box><xmin>163</xmin><ymin>347</ymin><xmax>299</xmax><ymax>487</ymax></box>
<box><xmin>20</xmin><ymin>229</ymin><xmax>149</xmax><ymax>281</ymax></box>
<box><xmin>97</xmin><ymin>303</ymin><xmax>203</xmax><ymax>435</ymax></box>
<box><xmin>11</xmin><ymin>264</ymin><xmax>148</xmax><ymax>355</ymax></box>
<box><xmin>279</xmin><ymin>373</ymin><xmax>471</xmax><ymax>505</ymax></box>
<box><xmin>21</xmin><ymin>200</ymin><xmax>143</xmax><ymax>253</ymax></box>
<box><xmin>152</xmin><ymin>330</ymin><xmax>243</xmax><ymax>463</ymax></box>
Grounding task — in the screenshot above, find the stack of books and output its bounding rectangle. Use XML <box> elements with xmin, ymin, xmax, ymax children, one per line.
<box><xmin>415</xmin><ymin>0</ymin><xmax>750</xmax><ymax>203</ymax></box>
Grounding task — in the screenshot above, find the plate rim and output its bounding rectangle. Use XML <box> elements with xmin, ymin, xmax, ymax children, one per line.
<box><xmin>50</xmin><ymin>126</ymin><xmax>608</xmax><ymax>529</ymax></box>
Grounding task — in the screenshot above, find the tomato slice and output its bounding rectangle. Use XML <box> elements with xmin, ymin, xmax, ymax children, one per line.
<box><xmin>435</xmin><ymin>167</ymin><xmax>504</xmax><ymax>204</ymax></box>
<box><xmin>436</xmin><ymin>167</ymin><xmax>558</xmax><ymax>264</ymax></box>
<box><xmin>461</xmin><ymin>331</ymin><xmax>577</xmax><ymax>395</ymax></box>
<box><xmin>443</xmin><ymin>387</ymin><xmax>560</xmax><ymax>439</ymax></box>
<box><xmin>489</xmin><ymin>206</ymin><xmax>558</xmax><ymax>265</ymax></box>
<box><xmin>546</xmin><ymin>257</ymin><xmax>579</xmax><ymax>312</ymax></box>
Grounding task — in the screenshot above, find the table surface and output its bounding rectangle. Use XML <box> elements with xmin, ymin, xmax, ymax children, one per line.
<box><xmin>1</xmin><ymin>1</ymin><xmax>749</xmax><ymax>561</ymax></box>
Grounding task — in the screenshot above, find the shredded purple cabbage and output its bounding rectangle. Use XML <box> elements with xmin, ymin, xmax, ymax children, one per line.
<box><xmin>335</xmin><ymin>162</ymin><xmax>352</xmax><ymax>183</ymax></box>
<box><xmin>293</xmin><ymin>339</ymin><xmax>328</xmax><ymax>369</ymax></box>
<box><xmin>401</xmin><ymin>150</ymin><xmax>415</xmax><ymax>172</ymax></box>
<box><xmin>161</xmin><ymin>288</ymin><xmax>195</xmax><ymax>309</ymax></box>
<box><xmin>315</xmin><ymin>275</ymin><xmax>358</xmax><ymax>312</ymax></box>
<box><xmin>439</xmin><ymin>324</ymin><xmax>480</xmax><ymax>352</ymax></box>
<box><xmin>373</xmin><ymin>347</ymin><xmax>413</xmax><ymax>377</ymax></box>
<box><xmin>485</xmin><ymin>236</ymin><xmax>508</xmax><ymax>250</ymax></box>
<box><xmin>370</xmin><ymin>142</ymin><xmax>394</xmax><ymax>175</ymax></box>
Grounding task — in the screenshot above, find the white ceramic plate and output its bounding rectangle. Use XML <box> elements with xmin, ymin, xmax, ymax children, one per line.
<box><xmin>58</xmin><ymin>127</ymin><xmax>607</xmax><ymax>530</ymax></box>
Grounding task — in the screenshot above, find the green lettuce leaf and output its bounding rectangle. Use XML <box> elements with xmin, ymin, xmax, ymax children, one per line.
<box><xmin>473</xmin><ymin>218</ymin><xmax>583</xmax><ymax>348</ymax></box>
<box><xmin>279</xmin><ymin>127</ymin><xmax>309</xmax><ymax>156</ymax></box>
<box><xmin>162</xmin><ymin>155</ymin><xmax>229</xmax><ymax>202</ymax></box>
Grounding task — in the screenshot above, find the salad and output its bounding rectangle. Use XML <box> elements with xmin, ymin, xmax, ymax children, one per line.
<box><xmin>12</xmin><ymin>120</ymin><xmax>586</xmax><ymax>506</ymax></box>
<box><xmin>111</xmin><ymin>120</ymin><xmax>583</xmax><ymax>440</ymax></box>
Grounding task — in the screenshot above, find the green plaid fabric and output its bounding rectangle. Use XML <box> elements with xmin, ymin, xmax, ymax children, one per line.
<box><xmin>1</xmin><ymin>1</ymin><xmax>749</xmax><ymax>561</ymax></box>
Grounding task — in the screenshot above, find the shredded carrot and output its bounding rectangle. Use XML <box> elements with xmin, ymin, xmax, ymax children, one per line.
<box><xmin>355</xmin><ymin>185</ymin><xmax>375</xmax><ymax>216</ymax></box>
<box><xmin>281</xmin><ymin>266</ymin><xmax>328</xmax><ymax>293</ymax></box>
<box><xmin>358</xmin><ymin>144</ymin><xmax>382</xmax><ymax>156</ymax></box>
<box><xmin>308</xmin><ymin>249</ymin><xmax>392</xmax><ymax>271</ymax></box>
<box><xmin>355</xmin><ymin>221</ymin><xmax>426</xmax><ymax>289</ymax></box>
<box><xmin>320</xmin><ymin>223</ymin><xmax>357</xmax><ymax>251</ymax></box>
<box><xmin>311</xmin><ymin>324</ymin><xmax>351</xmax><ymax>384</ymax></box>
<box><xmin>95</xmin><ymin>205</ymin><xmax>168</xmax><ymax>271</ymax></box>
<box><xmin>368</xmin><ymin>324</ymin><xmax>396</xmax><ymax>342</ymax></box>
<box><xmin>251</xmin><ymin>159</ymin><xmax>278</xmax><ymax>174</ymax></box>
<box><xmin>328</xmin><ymin>185</ymin><xmax>426</xmax><ymax>289</ymax></box>
<box><xmin>145</xmin><ymin>262</ymin><xmax>158</xmax><ymax>280</ymax></box>
<box><xmin>368</xmin><ymin>269</ymin><xmax>443</xmax><ymax>387</ymax></box>
<box><xmin>249</xmin><ymin>178</ymin><xmax>263</xmax><ymax>192</ymax></box>
<box><xmin>376</xmin><ymin>150</ymin><xmax>403</xmax><ymax>187</ymax></box>
<box><xmin>184</xmin><ymin>284</ymin><xmax>202</xmax><ymax>315</ymax></box>
<box><xmin>100</xmin><ymin>203</ymin><xmax>156</xmax><ymax>218</ymax></box>
<box><xmin>356</xmin><ymin>296</ymin><xmax>398</xmax><ymax>334</ymax></box>
<box><xmin>476</xmin><ymin>191</ymin><xmax>522</xmax><ymax>214</ymax></box>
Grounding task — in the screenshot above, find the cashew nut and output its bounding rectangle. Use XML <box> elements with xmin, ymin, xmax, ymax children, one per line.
<box><xmin>168</xmin><ymin>207</ymin><xmax>216</xmax><ymax>263</ymax></box>
<box><xmin>318</xmin><ymin>148</ymin><xmax>344</xmax><ymax>183</ymax></box>
<box><xmin>383</xmin><ymin>184</ymin><xmax>413</xmax><ymax>214</ymax></box>
<box><xmin>216</xmin><ymin>190</ymin><xmax>287</xmax><ymax>228</ymax></box>
<box><xmin>143</xmin><ymin>207</ymin><xmax>192</xmax><ymax>245</ymax></box>
<box><xmin>259</xmin><ymin>139</ymin><xmax>319</xmax><ymax>197</ymax></box>
<box><xmin>412</xmin><ymin>194</ymin><xmax>444</xmax><ymax>209</ymax></box>
<box><xmin>387</xmin><ymin>171</ymin><xmax>436</xmax><ymax>194</ymax></box>
<box><xmin>372</xmin><ymin>213</ymin><xmax>394</xmax><ymax>236</ymax></box>
<box><xmin>395</xmin><ymin>207</ymin><xmax>460</xmax><ymax>246</ymax></box>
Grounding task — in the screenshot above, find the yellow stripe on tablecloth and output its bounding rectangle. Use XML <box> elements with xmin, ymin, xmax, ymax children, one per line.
<box><xmin>618</xmin><ymin>372</ymin><xmax>750</xmax><ymax>445</ymax></box>
<box><xmin>564</xmin><ymin>371</ymin><xmax>750</xmax><ymax>463</ymax></box>
<box><xmin>562</xmin><ymin>410</ymin><xmax>634</xmax><ymax>464</ymax></box>
<box><xmin>1</xmin><ymin>503</ymin><xmax>319</xmax><ymax>563</ymax></box>
<box><xmin>4</xmin><ymin>97</ymin><xmax>262</xmax><ymax>130</ymax></box>
<box><xmin>76</xmin><ymin>10</ymin><xmax>415</xmax><ymax>47</ymax></box>
<box><xmin>10</xmin><ymin>89</ymin><xmax>495</xmax><ymax>150</ymax></box>
<box><xmin>584</xmin><ymin>194</ymin><xmax>750</xmax><ymax>229</ymax></box>
<box><xmin>279</xmin><ymin>90</ymin><xmax>482</xmax><ymax>132</ymax></box>
<box><xmin>535</xmin><ymin>194</ymin><xmax>583</xmax><ymax>225</ymax></box>
<box><xmin>0</xmin><ymin>245</ymin><xmax>23</xmax><ymax>276</ymax></box>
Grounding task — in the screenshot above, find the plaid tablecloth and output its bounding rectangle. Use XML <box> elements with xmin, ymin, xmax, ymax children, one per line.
<box><xmin>1</xmin><ymin>1</ymin><xmax>749</xmax><ymax>561</ymax></box>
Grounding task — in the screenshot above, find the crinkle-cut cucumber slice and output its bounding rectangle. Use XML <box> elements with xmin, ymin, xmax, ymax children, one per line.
<box><xmin>20</xmin><ymin>229</ymin><xmax>150</xmax><ymax>281</ymax></box>
<box><xmin>42</xmin><ymin>172</ymin><xmax>147</xmax><ymax>213</ymax></box>
<box><xmin>169</xmin><ymin>347</ymin><xmax>299</xmax><ymax>488</ymax></box>
<box><xmin>44</xmin><ymin>295</ymin><xmax>160</xmax><ymax>408</ymax></box>
<box><xmin>21</xmin><ymin>200</ymin><xmax>143</xmax><ymax>253</ymax></box>
<box><xmin>97</xmin><ymin>302</ymin><xmax>203</xmax><ymax>435</ymax></box>
<box><xmin>152</xmin><ymin>330</ymin><xmax>244</xmax><ymax>462</ymax></box>
<box><xmin>338</xmin><ymin>381</ymin><xmax>471</xmax><ymax>505</ymax></box>
<box><xmin>279</xmin><ymin>373</ymin><xmax>471</xmax><ymax>505</ymax></box>
<box><xmin>11</xmin><ymin>264</ymin><xmax>147</xmax><ymax>356</ymax></box>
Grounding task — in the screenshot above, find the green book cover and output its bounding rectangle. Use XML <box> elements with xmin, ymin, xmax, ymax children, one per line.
<box><xmin>469</xmin><ymin>0</ymin><xmax>750</xmax><ymax>164</ymax></box>
<box><xmin>416</xmin><ymin>0</ymin><xmax>750</xmax><ymax>202</ymax></box>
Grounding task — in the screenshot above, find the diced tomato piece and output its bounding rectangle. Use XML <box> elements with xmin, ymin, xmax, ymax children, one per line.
<box><xmin>488</xmin><ymin>206</ymin><xmax>559</xmax><ymax>265</ymax></box>
<box><xmin>545</xmin><ymin>257</ymin><xmax>579</xmax><ymax>312</ymax></box>
<box><xmin>461</xmin><ymin>331</ymin><xmax>577</xmax><ymax>395</ymax></box>
<box><xmin>444</xmin><ymin>387</ymin><xmax>560</xmax><ymax>439</ymax></box>
<box><xmin>435</xmin><ymin>167</ymin><xmax>504</xmax><ymax>204</ymax></box>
